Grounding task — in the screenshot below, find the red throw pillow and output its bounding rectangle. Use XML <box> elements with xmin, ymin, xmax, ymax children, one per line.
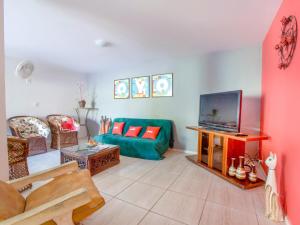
<box><xmin>125</xmin><ymin>126</ymin><xmax>142</xmax><ymax>137</ymax></box>
<box><xmin>142</xmin><ymin>126</ymin><xmax>161</xmax><ymax>140</ymax></box>
<box><xmin>112</xmin><ymin>122</ymin><xmax>125</xmax><ymax>135</ymax></box>
<box><xmin>61</xmin><ymin>118</ymin><xmax>77</xmax><ymax>131</ymax></box>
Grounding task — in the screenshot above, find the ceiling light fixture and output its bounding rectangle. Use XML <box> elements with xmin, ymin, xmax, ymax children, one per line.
<box><xmin>94</xmin><ymin>39</ymin><xmax>111</xmax><ymax>47</ymax></box>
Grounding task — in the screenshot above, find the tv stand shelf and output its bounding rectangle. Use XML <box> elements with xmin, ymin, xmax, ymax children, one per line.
<box><xmin>186</xmin><ymin>126</ymin><xmax>269</xmax><ymax>189</ymax></box>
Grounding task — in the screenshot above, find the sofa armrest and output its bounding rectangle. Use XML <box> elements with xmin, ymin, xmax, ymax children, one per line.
<box><xmin>0</xmin><ymin>188</ymin><xmax>90</xmax><ymax>225</ymax></box>
<box><xmin>7</xmin><ymin>161</ymin><xmax>79</xmax><ymax>190</ymax></box>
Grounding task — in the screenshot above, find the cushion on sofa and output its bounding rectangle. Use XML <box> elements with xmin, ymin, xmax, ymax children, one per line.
<box><xmin>142</xmin><ymin>126</ymin><xmax>161</xmax><ymax>140</ymax></box>
<box><xmin>112</xmin><ymin>122</ymin><xmax>125</xmax><ymax>135</ymax></box>
<box><xmin>125</xmin><ymin>126</ymin><xmax>142</xmax><ymax>137</ymax></box>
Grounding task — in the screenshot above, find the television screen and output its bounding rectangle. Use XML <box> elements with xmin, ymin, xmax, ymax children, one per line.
<box><xmin>198</xmin><ymin>90</ymin><xmax>242</xmax><ymax>132</ymax></box>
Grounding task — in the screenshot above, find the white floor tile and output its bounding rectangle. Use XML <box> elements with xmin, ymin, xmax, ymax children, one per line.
<box><xmin>152</xmin><ymin>191</ymin><xmax>205</xmax><ymax>225</ymax></box>
<box><xmin>117</xmin><ymin>182</ymin><xmax>165</xmax><ymax>209</ymax></box>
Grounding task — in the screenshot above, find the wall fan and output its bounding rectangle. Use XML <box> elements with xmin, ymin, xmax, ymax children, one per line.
<box><xmin>15</xmin><ymin>60</ymin><xmax>34</xmax><ymax>80</ymax></box>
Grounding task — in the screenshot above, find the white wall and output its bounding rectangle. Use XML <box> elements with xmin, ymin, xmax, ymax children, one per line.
<box><xmin>204</xmin><ymin>48</ymin><xmax>262</xmax><ymax>133</ymax></box>
<box><xmin>5</xmin><ymin>57</ymin><xmax>88</xmax><ymax>119</ymax></box>
<box><xmin>0</xmin><ymin>0</ymin><xmax>8</xmax><ymax>180</ymax></box>
<box><xmin>88</xmin><ymin>47</ymin><xmax>262</xmax><ymax>152</ymax></box>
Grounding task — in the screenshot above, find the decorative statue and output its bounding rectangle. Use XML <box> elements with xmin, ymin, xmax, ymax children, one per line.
<box><xmin>265</xmin><ymin>152</ymin><xmax>284</xmax><ymax>222</ymax></box>
<box><xmin>99</xmin><ymin>116</ymin><xmax>111</xmax><ymax>134</ymax></box>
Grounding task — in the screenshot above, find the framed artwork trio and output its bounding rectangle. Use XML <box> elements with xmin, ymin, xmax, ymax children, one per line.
<box><xmin>114</xmin><ymin>73</ymin><xmax>173</xmax><ymax>99</ymax></box>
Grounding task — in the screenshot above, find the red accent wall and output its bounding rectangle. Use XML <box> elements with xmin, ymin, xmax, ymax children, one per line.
<box><xmin>262</xmin><ymin>0</ymin><xmax>300</xmax><ymax>224</ymax></box>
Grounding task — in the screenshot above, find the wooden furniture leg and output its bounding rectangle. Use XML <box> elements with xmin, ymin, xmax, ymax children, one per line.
<box><xmin>207</xmin><ymin>133</ymin><xmax>214</xmax><ymax>168</ymax></box>
<box><xmin>197</xmin><ymin>131</ymin><xmax>202</xmax><ymax>162</ymax></box>
<box><xmin>222</xmin><ymin>137</ymin><xmax>229</xmax><ymax>175</ymax></box>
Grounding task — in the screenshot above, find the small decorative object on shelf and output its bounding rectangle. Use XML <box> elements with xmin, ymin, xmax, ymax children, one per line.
<box><xmin>228</xmin><ymin>158</ymin><xmax>236</xmax><ymax>177</ymax></box>
<box><xmin>78</xmin><ymin>99</ymin><xmax>86</xmax><ymax>108</ymax></box>
<box><xmin>77</xmin><ymin>82</ymin><xmax>86</xmax><ymax>108</ymax></box>
<box><xmin>248</xmin><ymin>164</ymin><xmax>257</xmax><ymax>182</ymax></box>
<box><xmin>275</xmin><ymin>15</ymin><xmax>297</xmax><ymax>70</ymax></box>
<box><xmin>235</xmin><ymin>156</ymin><xmax>246</xmax><ymax>180</ymax></box>
<box><xmin>265</xmin><ymin>152</ymin><xmax>284</xmax><ymax>222</ymax></box>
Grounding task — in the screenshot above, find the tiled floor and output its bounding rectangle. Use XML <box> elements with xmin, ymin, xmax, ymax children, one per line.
<box><xmin>27</xmin><ymin>149</ymin><xmax>285</xmax><ymax>225</ymax></box>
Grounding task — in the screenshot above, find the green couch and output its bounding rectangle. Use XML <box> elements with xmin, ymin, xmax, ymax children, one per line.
<box><xmin>94</xmin><ymin>118</ymin><xmax>174</xmax><ymax>160</ymax></box>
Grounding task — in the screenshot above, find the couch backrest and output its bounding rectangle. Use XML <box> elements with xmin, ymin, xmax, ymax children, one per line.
<box><xmin>110</xmin><ymin>118</ymin><xmax>174</xmax><ymax>147</ymax></box>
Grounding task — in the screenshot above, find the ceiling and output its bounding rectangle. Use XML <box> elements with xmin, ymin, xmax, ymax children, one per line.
<box><xmin>4</xmin><ymin>0</ymin><xmax>282</xmax><ymax>74</ymax></box>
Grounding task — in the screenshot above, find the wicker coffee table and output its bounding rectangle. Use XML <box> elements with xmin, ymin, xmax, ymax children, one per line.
<box><xmin>60</xmin><ymin>144</ymin><xmax>120</xmax><ymax>176</ymax></box>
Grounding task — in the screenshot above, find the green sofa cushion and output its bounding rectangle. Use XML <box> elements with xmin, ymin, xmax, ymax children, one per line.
<box><xmin>94</xmin><ymin>118</ymin><xmax>174</xmax><ymax>160</ymax></box>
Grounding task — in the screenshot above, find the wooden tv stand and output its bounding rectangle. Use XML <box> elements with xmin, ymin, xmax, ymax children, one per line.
<box><xmin>186</xmin><ymin>126</ymin><xmax>269</xmax><ymax>189</ymax></box>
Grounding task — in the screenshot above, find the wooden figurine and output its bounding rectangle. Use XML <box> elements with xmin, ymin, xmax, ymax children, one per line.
<box><xmin>99</xmin><ymin>116</ymin><xmax>111</xmax><ymax>134</ymax></box>
<box><xmin>104</xmin><ymin>118</ymin><xmax>112</xmax><ymax>133</ymax></box>
<box><xmin>265</xmin><ymin>152</ymin><xmax>284</xmax><ymax>222</ymax></box>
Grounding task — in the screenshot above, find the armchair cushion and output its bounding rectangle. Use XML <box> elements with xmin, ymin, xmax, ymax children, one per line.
<box><xmin>0</xmin><ymin>181</ymin><xmax>25</xmax><ymax>221</ymax></box>
<box><xmin>25</xmin><ymin>169</ymin><xmax>105</xmax><ymax>225</ymax></box>
<box><xmin>8</xmin><ymin>117</ymin><xmax>50</xmax><ymax>139</ymax></box>
<box><xmin>61</xmin><ymin>117</ymin><xmax>78</xmax><ymax>131</ymax></box>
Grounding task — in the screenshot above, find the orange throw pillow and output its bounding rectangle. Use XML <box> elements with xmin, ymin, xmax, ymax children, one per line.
<box><xmin>112</xmin><ymin>122</ymin><xmax>125</xmax><ymax>135</ymax></box>
<box><xmin>142</xmin><ymin>126</ymin><xmax>161</xmax><ymax>140</ymax></box>
<box><xmin>125</xmin><ymin>126</ymin><xmax>142</xmax><ymax>137</ymax></box>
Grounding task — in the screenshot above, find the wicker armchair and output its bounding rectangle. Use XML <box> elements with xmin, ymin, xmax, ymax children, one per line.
<box><xmin>7</xmin><ymin>136</ymin><xmax>31</xmax><ymax>191</ymax></box>
<box><xmin>8</xmin><ymin>116</ymin><xmax>50</xmax><ymax>156</ymax></box>
<box><xmin>47</xmin><ymin>114</ymin><xmax>79</xmax><ymax>149</ymax></box>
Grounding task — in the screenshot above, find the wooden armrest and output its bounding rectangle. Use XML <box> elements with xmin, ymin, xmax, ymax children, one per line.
<box><xmin>7</xmin><ymin>161</ymin><xmax>79</xmax><ymax>190</ymax></box>
<box><xmin>7</xmin><ymin>136</ymin><xmax>28</xmax><ymax>144</ymax></box>
<box><xmin>0</xmin><ymin>188</ymin><xmax>90</xmax><ymax>225</ymax></box>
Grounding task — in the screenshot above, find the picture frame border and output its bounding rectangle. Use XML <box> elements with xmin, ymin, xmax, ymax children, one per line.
<box><xmin>131</xmin><ymin>75</ymin><xmax>151</xmax><ymax>99</ymax></box>
<box><xmin>114</xmin><ymin>78</ymin><xmax>130</xmax><ymax>99</ymax></box>
<box><xmin>151</xmin><ymin>73</ymin><xmax>173</xmax><ymax>98</ymax></box>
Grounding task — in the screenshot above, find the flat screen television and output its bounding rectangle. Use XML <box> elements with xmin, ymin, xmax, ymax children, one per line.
<box><xmin>198</xmin><ymin>90</ymin><xmax>242</xmax><ymax>132</ymax></box>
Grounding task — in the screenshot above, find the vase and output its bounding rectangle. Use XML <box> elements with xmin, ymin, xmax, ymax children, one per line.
<box><xmin>228</xmin><ymin>158</ymin><xmax>236</xmax><ymax>177</ymax></box>
<box><xmin>235</xmin><ymin>156</ymin><xmax>246</xmax><ymax>180</ymax></box>
<box><xmin>249</xmin><ymin>165</ymin><xmax>257</xmax><ymax>182</ymax></box>
<box><xmin>78</xmin><ymin>100</ymin><xmax>86</xmax><ymax>108</ymax></box>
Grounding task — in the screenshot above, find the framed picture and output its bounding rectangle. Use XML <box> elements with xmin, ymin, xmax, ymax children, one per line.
<box><xmin>131</xmin><ymin>76</ymin><xmax>150</xmax><ymax>98</ymax></box>
<box><xmin>152</xmin><ymin>73</ymin><xmax>173</xmax><ymax>97</ymax></box>
<box><xmin>114</xmin><ymin>78</ymin><xmax>130</xmax><ymax>99</ymax></box>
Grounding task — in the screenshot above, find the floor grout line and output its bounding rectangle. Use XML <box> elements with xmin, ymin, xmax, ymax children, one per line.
<box><xmin>28</xmin><ymin>149</ymin><xmax>273</xmax><ymax>225</ymax></box>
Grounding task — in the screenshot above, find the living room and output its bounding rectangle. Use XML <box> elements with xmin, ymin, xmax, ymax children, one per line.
<box><xmin>0</xmin><ymin>0</ymin><xmax>299</xmax><ymax>225</ymax></box>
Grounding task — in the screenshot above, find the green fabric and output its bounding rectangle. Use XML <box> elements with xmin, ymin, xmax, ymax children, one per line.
<box><xmin>94</xmin><ymin>118</ymin><xmax>174</xmax><ymax>160</ymax></box>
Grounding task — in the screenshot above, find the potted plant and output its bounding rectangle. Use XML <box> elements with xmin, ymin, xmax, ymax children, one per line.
<box><xmin>78</xmin><ymin>82</ymin><xmax>86</xmax><ymax>108</ymax></box>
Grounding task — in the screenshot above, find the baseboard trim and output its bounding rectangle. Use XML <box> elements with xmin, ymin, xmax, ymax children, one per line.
<box><xmin>171</xmin><ymin>148</ymin><xmax>196</xmax><ymax>155</ymax></box>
